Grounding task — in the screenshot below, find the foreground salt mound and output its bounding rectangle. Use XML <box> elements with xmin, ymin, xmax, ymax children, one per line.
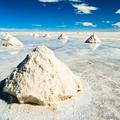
<box><xmin>4</xmin><ymin>45</ymin><xmax>81</xmax><ymax>105</ymax></box>
<box><xmin>85</xmin><ymin>34</ymin><xmax>101</xmax><ymax>43</ymax></box>
<box><xmin>0</xmin><ymin>32</ymin><xmax>23</xmax><ymax>47</ymax></box>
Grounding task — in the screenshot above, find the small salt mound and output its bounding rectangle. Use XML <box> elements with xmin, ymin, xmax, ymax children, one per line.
<box><xmin>33</xmin><ymin>33</ymin><xmax>40</xmax><ymax>38</ymax></box>
<box><xmin>4</xmin><ymin>45</ymin><xmax>81</xmax><ymax>105</ymax></box>
<box><xmin>0</xmin><ymin>32</ymin><xmax>23</xmax><ymax>48</ymax></box>
<box><xmin>58</xmin><ymin>33</ymin><xmax>68</xmax><ymax>44</ymax></box>
<box><xmin>58</xmin><ymin>33</ymin><xmax>68</xmax><ymax>40</ymax></box>
<box><xmin>85</xmin><ymin>34</ymin><xmax>101</xmax><ymax>43</ymax></box>
<box><xmin>30</xmin><ymin>33</ymin><xmax>34</xmax><ymax>36</ymax></box>
<box><xmin>43</xmin><ymin>34</ymin><xmax>51</xmax><ymax>38</ymax></box>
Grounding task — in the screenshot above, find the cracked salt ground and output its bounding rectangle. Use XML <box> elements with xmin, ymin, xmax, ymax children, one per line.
<box><xmin>0</xmin><ymin>33</ymin><xmax>120</xmax><ymax>120</ymax></box>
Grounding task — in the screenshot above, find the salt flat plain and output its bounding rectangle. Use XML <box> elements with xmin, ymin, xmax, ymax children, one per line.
<box><xmin>0</xmin><ymin>32</ymin><xmax>120</xmax><ymax>120</ymax></box>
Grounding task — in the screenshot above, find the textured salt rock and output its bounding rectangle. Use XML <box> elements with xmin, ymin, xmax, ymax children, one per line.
<box><xmin>4</xmin><ymin>45</ymin><xmax>81</xmax><ymax>105</ymax></box>
<box><xmin>0</xmin><ymin>32</ymin><xmax>23</xmax><ymax>47</ymax></box>
<box><xmin>85</xmin><ymin>34</ymin><xmax>101</xmax><ymax>43</ymax></box>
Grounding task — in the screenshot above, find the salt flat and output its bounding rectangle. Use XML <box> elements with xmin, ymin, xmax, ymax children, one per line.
<box><xmin>0</xmin><ymin>32</ymin><xmax>120</xmax><ymax>120</ymax></box>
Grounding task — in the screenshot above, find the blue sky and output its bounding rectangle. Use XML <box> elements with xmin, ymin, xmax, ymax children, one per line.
<box><xmin>0</xmin><ymin>0</ymin><xmax>120</xmax><ymax>31</ymax></box>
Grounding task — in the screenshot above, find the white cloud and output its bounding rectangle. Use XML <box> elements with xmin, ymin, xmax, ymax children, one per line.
<box><xmin>112</xmin><ymin>22</ymin><xmax>120</xmax><ymax>27</ymax></box>
<box><xmin>32</xmin><ymin>24</ymin><xmax>42</xmax><ymax>27</ymax></box>
<box><xmin>38</xmin><ymin>0</ymin><xmax>80</xmax><ymax>3</ymax></box>
<box><xmin>75</xmin><ymin>22</ymin><xmax>96</xmax><ymax>27</ymax></box>
<box><xmin>102</xmin><ymin>21</ymin><xmax>110</xmax><ymax>23</ymax></box>
<box><xmin>72</xmin><ymin>3</ymin><xmax>97</xmax><ymax>14</ymax></box>
<box><xmin>115</xmin><ymin>9</ymin><xmax>120</xmax><ymax>14</ymax></box>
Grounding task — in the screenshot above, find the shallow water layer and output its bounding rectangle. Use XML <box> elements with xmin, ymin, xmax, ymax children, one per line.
<box><xmin>0</xmin><ymin>35</ymin><xmax>120</xmax><ymax>120</ymax></box>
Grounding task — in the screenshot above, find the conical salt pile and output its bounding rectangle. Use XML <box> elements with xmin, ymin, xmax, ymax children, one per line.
<box><xmin>4</xmin><ymin>45</ymin><xmax>81</xmax><ymax>105</ymax></box>
<box><xmin>58</xmin><ymin>33</ymin><xmax>68</xmax><ymax>40</ymax></box>
<box><xmin>33</xmin><ymin>33</ymin><xmax>40</xmax><ymax>38</ymax></box>
<box><xmin>85</xmin><ymin>33</ymin><xmax>101</xmax><ymax>43</ymax></box>
<box><xmin>0</xmin><ymin>32</ymin><xmax>23</xmax><ymax>47</ymax></box>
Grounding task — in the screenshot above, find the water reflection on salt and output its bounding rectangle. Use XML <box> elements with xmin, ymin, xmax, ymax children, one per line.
<box><xmin>0</xmin><ymin>35</ymin><xmax>120</xmax><ymax>61</ymax></box>
<box><xmin>87</xmin><ymin>43</ymin><xmax>101</xmax><ymax>51</ymax></box>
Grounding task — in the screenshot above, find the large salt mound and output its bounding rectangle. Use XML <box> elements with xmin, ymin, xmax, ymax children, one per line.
<box><xmin>0</xmin><ymin>32</ymin><xmax>23</xmax><ymax>47</ymax></box>
<box><xmin>85</xmin><ymin>34</ymin><xmax>101</xmax><ymax>43</ymax></box>
<box><xmin>4</xmin><ymin>45</ymin><xmax>81</xmax><ymax>105</ymax></box>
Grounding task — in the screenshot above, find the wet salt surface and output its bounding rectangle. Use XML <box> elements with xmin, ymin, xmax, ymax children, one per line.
<box><xmin>0</xmin><ymin>35</ymin><xmax>120</xmax><ymax>120</ymax></box>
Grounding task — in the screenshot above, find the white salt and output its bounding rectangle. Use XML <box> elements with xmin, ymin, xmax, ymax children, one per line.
<box><xmin>85</xmin><ymin>33</ymin><xmax>101</xmax><ymax>43</ymax></box>
<box><xmin>4</xmin><ymin>45</ymin><xmax>81</xmax><ymax>105</ymax></box>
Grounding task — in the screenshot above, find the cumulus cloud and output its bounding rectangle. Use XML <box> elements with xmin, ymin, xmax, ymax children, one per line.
<box><xmin>72</xmin><ymin>3</ymin><xmax>97</xmax><ymax>14</ymax></box>
<box><xmin>75</xmin><ymin>22</ymin><xmax>96</xmax><ymax>27</ymax></box>
<box><xmin>115</xmin><ymin>9</ymin><xmax>120</xmax><ymax>14</ymax></box>
<box><xmin>112</xmin><ymin>22</ymin><xmax>120</xmax><ymax>27</ymax></box>
<box><xmin>38</xmin><ymin>0</ymin><xmax>80</xmax><ymax>3</ymax></box>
